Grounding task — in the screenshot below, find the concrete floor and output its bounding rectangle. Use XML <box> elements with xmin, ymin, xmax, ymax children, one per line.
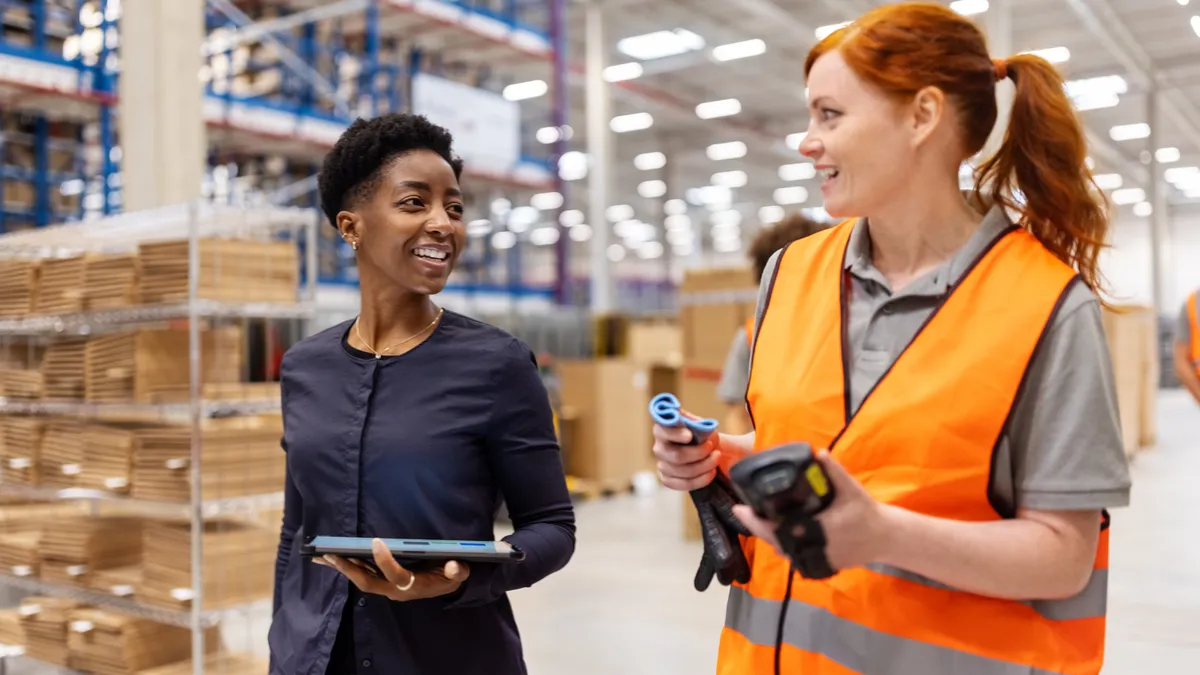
<box><xmin>10</xmin><ymin>391</ymin><xmax>1200</xmax><ymax>674</ymax></box>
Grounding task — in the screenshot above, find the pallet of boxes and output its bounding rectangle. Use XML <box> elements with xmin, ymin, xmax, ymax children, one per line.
<box><xmin>0</xmin><ymin>210</ymin><xmax>305</xmax><ymax>674</ymax></box>
<box><xmin>676</xmin><ymin>267</ymin><xmax>758</xmax><ymax>541</ymax></box>
<box><xmin>1100</xmin><ymin>304</ymin><xmax>1160</xmax><ymax>458</ymax></box>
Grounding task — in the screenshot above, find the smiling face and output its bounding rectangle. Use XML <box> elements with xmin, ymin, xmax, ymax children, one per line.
<box><xmin>799</xmin><ymin>50</ymin><xmax>919</xmax><ymax>219</ymax></box>
<box><xmin>337</xmin><ymin>149</ymin><xmax>466</xmax><ymax>296</ymax></box>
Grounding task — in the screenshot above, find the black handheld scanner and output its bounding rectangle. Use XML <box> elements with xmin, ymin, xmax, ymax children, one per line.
<box><xmin>728</xmin><ymin>442</ymin><xmax>839</xmax><ymax>579</ymax></box>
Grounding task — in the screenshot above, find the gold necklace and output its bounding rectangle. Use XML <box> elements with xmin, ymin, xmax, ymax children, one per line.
<box><xmin>355</xmin><ymin>307</ymin><xmax>445</xmax><ymax>359</ymax></box>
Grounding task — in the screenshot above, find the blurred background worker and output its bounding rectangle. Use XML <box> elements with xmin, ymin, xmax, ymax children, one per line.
<box><xmin>716</xmin><ymin>214</ymin><xmax>828</xmax><ymax>434</ymax></box>
<box><xmin>1174</xmin><ymin>290</ymin><xmax>1200</xmax><ymax>405</ymax></box>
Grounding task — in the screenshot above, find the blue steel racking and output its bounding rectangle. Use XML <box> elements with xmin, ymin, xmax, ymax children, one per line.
<box><xmin>0</xmin><ymin>0</ymin><xmax>571</xmax><ymax>301</ymax></box>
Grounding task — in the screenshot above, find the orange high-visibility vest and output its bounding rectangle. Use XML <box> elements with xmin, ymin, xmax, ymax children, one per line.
<box><xmin>724</xmin><ymin>220</ymin><xmax>1110</xmax><ymax>675</ymax></box>
<box><xmin>1188</xmin><ymin>291</ymin><xmax>1200</xmax><ymax>377</ymax></box>
<box><xmin>744</xmin><ymin>317</ymin><xmax>754</xmax><ymax>348</ymax></box>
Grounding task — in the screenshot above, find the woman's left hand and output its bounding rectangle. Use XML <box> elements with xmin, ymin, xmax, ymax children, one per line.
<box><xmin>317</xmin><ymin>538</ymin><xmax>471</xmax><ymax>601</ymax></box>
<box><xmin>732</xmin><ymin>449</ymin><xmax>892</xmax><ymax>572</ymax></box>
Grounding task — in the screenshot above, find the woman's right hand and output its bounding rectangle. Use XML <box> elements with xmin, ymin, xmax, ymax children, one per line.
<box><xmin>652</xmin><ymin>420</ymin><xmax>724</xmax><ymax>492</ymax></box>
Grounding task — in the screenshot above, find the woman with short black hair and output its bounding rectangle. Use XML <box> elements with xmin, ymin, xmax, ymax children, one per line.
<box><xmin>268</xmin><ymin>113</ymin><xmax>576</xmax><ymax>675</ymax></box>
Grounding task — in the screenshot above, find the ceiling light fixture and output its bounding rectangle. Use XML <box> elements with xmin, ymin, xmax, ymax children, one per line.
<box><xmin>779</xmin><ymin>163</ymin><xmax>816</xmax><ymax>181</ymax></box>
<box><xmin>604</xmin><ymin>62</ymin><xmax>643</xmax><ymax>82</ymax></box>
<box><xmin>502</xmin><ymin>80</ymin><xmax>547</xmax><ymax>101</ymax></box>
<box><xmin>696</xmin><ymin>98</ymin><xmax>742</xmax><ymax>119</ymax></box>
<box><xmin>814</xmin><ymin>22</ymin><xmax>849</xmax><ymax>40</ymax></box>
<box><xmin>712</xmin><ymin>39</ymin><xmax>766</xmax><ymax>62</ymax></box>
<box><xmin>774</xmin><ymin>186</ymin><xmax>809</xmax><ymax>205</ymax></box>
<box><xmin>706</xmin><ymin>141</ymin><xmax>747</xmax><ymax>161</ymax></box>
<box><xmin>950</xmin><ymin>0</ymin><xmax>990</xmax><ymax>15</ymax></box>
<box><xmin>1109</xmin><ymin>123</ymin><xmax>1150</xmax><ymax>141</ymax></box>
<box><xmin>617</xmin><ymin>29</ymin><xmax>705</xmax><ymax>60</ymax></box>
<box><xmin>1022</xmin><ymin>46</ymin><xmax>1070</xmax><ymax>64</ymax></box>
<box><xmin>610</xmin><ymin>112</ymin><xmax>654</xmax><ymax>133</ymax></box>
<box><xmin>711</xmin><ymin>170</ymin><xmax>748</xmax><ymax>188</ymax></box>
<box><xmin>634</xmin><ymin>151</ymin><xmax>666</xmax><ymax>171</ymax></box>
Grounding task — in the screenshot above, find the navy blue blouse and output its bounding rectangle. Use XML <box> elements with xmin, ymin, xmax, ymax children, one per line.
<box><xmin>267</xmin><ymin>310</ymin><xmax>576</xmax><ymax>675</ymax></box>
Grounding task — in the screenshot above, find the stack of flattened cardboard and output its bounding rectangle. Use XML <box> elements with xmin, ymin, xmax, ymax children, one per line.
<box><xmin>87</xmin><ymin>565</ymin><xmax>143</xmax><ymax>600</ymax></box>
<box><xmin>79</xmin><ymin>423</ymin><xmax>150</xmax><ymax>495</ymax></box>
<box><xmin>1</xmin><ymin>415</ymin><xmax>44</xmax><ymax>485</ymax></box>
<box><xmin>84</xmin><ymin>326</ymin><xmax>244</xmax><ymax>404</ymax></box>
<box><xmin>0</xmin><ymin>341</ymin><xmax>44</xmax><ymax>400</ymax></box>
<box><xmin>65</xmin><ymin>608</ymin><xmax>218</xmax><ymax>675</ymax></box>
<box><xmin>42</xmin><ymin>338</ymin><xmax>88</xmax><ymax>400</ymax></box>
<box><xmin>0</xmin><ymin>260</ymin><xmax>38</xmax><ymax>317</ymax></box>
<box><xmin>132</xmin><ymin>415</ymin><xmax>284</xmax><ymax>503</ymax></box>
<box><xmin>139</xmin><ymin>652</ymin><xmax>267</xmax><ymax>675</ymax></box>
<box><xmin>40</xmin><ymin>421</ymin><xmax>85</xmax><ymax>488</ymax></box>
<box><xmin>1101</xmin><ymin>305</ymin><xmax>1160</xmax><ymax>457</ymax></box>
<box><xmin>32</xmin><ymin>255</ymin><xmax>87</xmax><ymax>315</ymax></box>
<box><xmin>83</xmin><ymin>253</ymin><xmax>139</xmax><ymax>309</ymax></box>
<box><xmin>140</xmin><ymin>518</ymin><xmax>278</xmax><ymax>611</ymax></box>
<box><xmin>39</xmin><ymin>516</ymin><xmax>143</xmax><ymax>587</ymax></box>
<box><xmin>137</xmin><ymin>238</ymin><xmax>299</xmax><ymax>305</ymax></box>
<box><xmin>0</xmin><ymin>530</ymin><xmax>41</xmax><ymax>578</ymax></box>
<box><xmin>0</xmin><ymin>607</ymin><xmax>24</xmax><ymax>646</ymax></box>
<box><xmin>18</xmin><ymin>596</ymin><xmax>79</xmax><ymax>667</ymax></box>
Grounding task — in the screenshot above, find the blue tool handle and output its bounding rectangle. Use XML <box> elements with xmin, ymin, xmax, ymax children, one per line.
<box><xmin>649</xmin><ymin>392</ymin><xmax>718</xmax><ymax>446</ymax></box>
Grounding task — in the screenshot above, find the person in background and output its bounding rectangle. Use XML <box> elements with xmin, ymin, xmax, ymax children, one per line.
<box><xmin>715</xmin><ymin>214</ymin><xmax>828</xmax><ymax>433</ymax></box>
<box><xmin>1174</xmin><ymin>290</ymin><xmax>1200</xmax><ymax>404</ymax></box>
<box><xmin>652</xmin><ymin>3</ymin><xmax>1130</xmax><ymax>674</ymax></box>
<box><xmin>268</xmin><ymin>113</ymin><xmax>576</xmax><ymax>675</ymax></box>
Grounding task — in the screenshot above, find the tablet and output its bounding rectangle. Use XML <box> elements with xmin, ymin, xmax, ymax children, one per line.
<box><xmin>301</xmin><ymin>536</ymin><xmax>525</xmax><ymax>566</ymax></box>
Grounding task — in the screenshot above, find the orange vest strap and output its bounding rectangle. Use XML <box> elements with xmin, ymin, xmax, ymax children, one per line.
<box><xmin>1188</xmin><ymin>291</ymin><xmax>1200</xmax><ymax>374</ymax></box>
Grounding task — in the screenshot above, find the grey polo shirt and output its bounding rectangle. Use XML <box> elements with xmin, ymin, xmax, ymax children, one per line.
<box><xmin>749</xmin><ymin>206</ymin><xmax>1131</xmax><ymax>514</ymax></box>
<box><xmin>717</xmin><ymin>329</ymin><xmax>752</xmax><ymax>404</ymax></box>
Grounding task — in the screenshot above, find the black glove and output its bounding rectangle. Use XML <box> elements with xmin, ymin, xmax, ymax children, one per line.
<box><xmin>689</xmin><ymin>473</ymin><xmax>752</xmax><ymax>592</ymax></box>
<box><xmin>776</xmin><ymin>516</ymin><xmax>837</xmax><ymax>580</ymax></box>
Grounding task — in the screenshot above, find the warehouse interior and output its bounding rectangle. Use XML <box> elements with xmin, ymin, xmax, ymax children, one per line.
<box><xmin>0</xmin><ymin>0</ymin><xmax>1197</xmax><ymax>673</ymax></box>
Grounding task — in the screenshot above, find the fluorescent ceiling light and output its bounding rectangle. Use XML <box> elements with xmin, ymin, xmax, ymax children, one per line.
<box><xmin>707</xmin><ymin>141</ymin><xmax>747</xmax><ymax>161</ymax></box>
<box><xmin>1111</xmin><ymin>188</ymin><xmax>1145</xmax><ymax>205</ymax></box>
<box><xmin>665</xmin><ymin>198</ymin><xmax>688</xmax><ymax>215</ymax></box>
<box><xmin>559</xmin><ymin>209</ymin><xmax>584</xmax><ymax>227</ymax></box>
<box><xmin>508</xmin><ymin>206</ymin><xmax>539</xmax><ymax>232</ymax></box>
<box><xmin>491</xmin><ymin>231</ymin><xmax>517</xmax><ymax>249</ymax></box>
<box><xmin>569</xmin><ymin>224</ymin><xmax>593</xmax><ymax>242</ymax></box>
<box><xmin>712</xmin><ymin>39</ymin><xmax>766</xmax><ymax>62</ymax></box>
<box><xmin>466</xmin><ymin>219</ymin><xmax>492</xmax><ymax>238</ymax></box>
<box><xmin>950</xmin><ymin>0</ymin><xmax>989</xmax><ymax>15</ymax></box>
<box><xmin>1164</xmin><ymin>166</ymin><xmax>1199</xmax><ymax>187</ymax></box>
<box><xmin>558</xmin><ymin>151</ymin><xmax>588</xmax><ymax>181</ymax></box>
<box><xmin>666</xmin><ymin>228</ymin><xmax>694</xmax><ymax>245</ymax></box>
<box><xmin>634</xmin><ymin>151</ymin><xmax>666</xmax><ymax>171</ymax></box>
<box><xmin>1192</xmin><ymin>15</ymin><xmax>1200</xmax><ymax>38</ymax></box>
<box><xmin>1092</xmin><ymin>173</ymin><xmax>1123</xmax><ymax>190</ymax></box>
<box><xmin>711</xmin><ymin>209</ymin><xmax>742</xmax><ymax>227</ymax></box>
<box><xmin>786</xmin><ymin>132</ymin><xmax>808</xmax><ymax>150</ymax></box>
<box><xmin>637</xmin><ymin>241</ymin><xmax>665</xmax><ymax>260</ymax></box>
<box><xmin>617</xmin><ymin>29</ymin><xmax>705</xmax><ymax>61</ymax></box>
<box><xmin>1109</xmin><ymin>123</ymin><xmax>1150</xmax><ymax>141</ymax></box>
<box><xmin>530</xmin><ymin>227</ymin><xmax>560</xmax><ymax>246</ymax></box>
<box><xmin>638</xmin><ymin>180</ymin><xmax>667</xmax><ymax>198</ymax></box>
<box><xmin>1022</xmin><ymin>46</ymin><xmax>1070</xmax><ymax>64</ymax></box>
<box><xmin>687</xmin><ymin>185</ymin><xmax>733</xmax><ymax>206</ymax></box>
<box><xmin>1074</xmin><ymin>92</ymin><xmax>1120</xmax><ymax>111</ymax></box>
<box><xmin>531</xmin><ymin>191</ymin><xmax>564</xmax><ymax>210</ymax></box>
<box><xmin>1065</xmin><ymin>75</ymin><xmax>1127</xmax><ymax>111</ymax></box>
<box><xmin>696</xmin><ymin>98</ymin><xmax>742</xmax><ymax>119</ymax></box>
<box><xmin>1156</xmin><ymin>147</ymin><xmax>1181</xmax><ymax>164</ymax></box>
<box><xmin>759</xmin><ymin>205</ymin><xmax>785</xmax><ymax>223</ymax></box>
<box><xmin>711</xmin><ymin>170</ymin><xmax>748</xmax><ymax>188</ymax></box>
<box><xmin>610</xmin><ymin>112</ymin><xmax>653</xmax><ymax>133</ymax></box>
<box><xmin>606</xmin><ymin>244</ymin><xmax>625</xmax><ymax>261</ymax></box>
<box><xmin>604</xmin><ymin>62</ymin><xmax>643</xmax><ymax>82</ymax></box>
<box><xmin>606</xmin><ymin>204</ymin><xmax>635</xmax><ymax>222</ymax></box>
<box><xmin>815</xmin><ymin>22</ymin><xmax>849</xmax><ymax>40</ymax></box>
<box><xmin>665</xmin><ymin>214</ymin><xmax>692</xmax><ymax>230</ymax></box>
<box><xmin>713</xmin><ymin>233</ymin><xmax>742</xmax><ymax>253</ymax></box>
<box><xmin>502</xmin><ymin>80</ymin><xmax>547</xmax><ymax>101</ymax></box>
<box><xmin>1133</xmin><ymin>202</ymin><xmax>1153</xmax><ymax>217</ymax></box>
<box><xmin>536</xmin><ymin>127</ymin><xmax>559</xmax><ymax>144</ymax></box>
<box><xmin>774</xmin><ymin>186</ymin><xmax>809</xmax><ymax>205</ymax></box>
<box><xmin>779</xmin><ymin>163</ymin><xmax>816</xmax><ymax>181</ymax></box>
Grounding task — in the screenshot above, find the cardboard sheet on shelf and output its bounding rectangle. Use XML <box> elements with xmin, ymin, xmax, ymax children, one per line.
<box><xmin>140</xmin><ymin>519</ymin><xmax>277</xmax><ymax>611</ymax></box>
<box><xmin>39</xmin><ymin>421</ymin><xmax>85</xmax><ymax>489</ymax></box>
<box><xmin>40</xmin><ymin>516</ymin><xmax>143</xmax><ymax>568</ymax></box>
<box><xmin>18</xmin><ymin>595</ymin><xmax>79</xmax><ymax>667</ymax></box>
<box><xmin>32</xmin><ymin>255</ymin><xmax>87</xmax><ymax>315</ymax></box>
<box><xmin>136</xmin><ymin>238</ymin><xmax>299</xmax><ymax>305</ymax></box>
<box><xmin>137</xmin><ymin>652</ymin><xmax>267</xmax><ymax>675</ymax></box>
<box><xmin>66</xmin><ymin>607</ymin><xmax>218</xmax><ymax>675</ymax></box>
<box><xmin>0</xmin><ymin>530</ymin><xmax>40</xmax><ymax>578</ymax></box>
<box><xmin>1</xmin><ymin>415</ymin><xmax>45</xmax><ymax>485</ymax></box>
<box><xmin>84</xmin><ymin>253</ymin><xmax>139</xmax><ymax>310</ymax></box>
<box><xmin>84</xmin><ymin>326</ymin><xmax>244</xmax><ymax>404</ymax></box>
<box><xmin>42</xmin><ymin>338</ymin><xmax>88</xmax><ymax>400</ymax></box>
<box><xmin>0</xmin><ymin>607</ymin><xmax>24</xmax><ymax>647</ymax></box>
<box><xmin>0</xmin><ymin>260</ymin><xmax>39</xmax><ymax>318</ymax></box>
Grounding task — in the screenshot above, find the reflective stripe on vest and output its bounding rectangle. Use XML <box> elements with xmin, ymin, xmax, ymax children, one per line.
<box><xmin>720</xmin><ymin>220</ymin><xmax>1109</xmax><ymax>675</ymax></box>
<box><xmin>1189</xmin><ymin>291</ymin><xmax>1200</xmax><ymax>376</ymax></box>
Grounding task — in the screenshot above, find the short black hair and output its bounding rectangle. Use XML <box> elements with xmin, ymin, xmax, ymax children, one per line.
<box><xmin>318</xmin><ymin>113</ymin><xmax>465</xmax><ymax>227</ymax></box>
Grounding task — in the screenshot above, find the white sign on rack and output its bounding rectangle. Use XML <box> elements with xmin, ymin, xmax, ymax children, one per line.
<box><xmin>410</xmin><ymin>73</ymin><xmax>521</xmax><ymax>176</ymax></box>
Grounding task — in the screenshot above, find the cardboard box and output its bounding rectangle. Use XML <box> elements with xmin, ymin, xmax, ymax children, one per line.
<box><xmin>1100</xmin><ymin>305</ymin><xmax>1159</xmax><ymax>457</ymax></box>
<box><xmin>556</xmin><ymin>359</ymin><xmax>676</xmax><ymax>489</ymax></box>
<box><xmin>625</xmin><ymin>320</ymin><xmax>682</xmax><ymax>367</ymax></box>
<box><xmin>678</xmin><ymin>268</ymin><xmax>757</xmax><ymax>372</ymax></box>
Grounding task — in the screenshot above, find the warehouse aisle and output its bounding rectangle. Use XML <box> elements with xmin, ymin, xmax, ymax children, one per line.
<box><xmin>511</xmin><ymin>389</ymin><xmax>1200</xmax><ymax>675</ymax></box>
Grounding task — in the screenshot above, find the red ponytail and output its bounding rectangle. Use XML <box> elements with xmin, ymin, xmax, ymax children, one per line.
<box><xmin>805</xmin><ymin>1</ymin><xmax>1110</xmax><ymax>294</ymax></box>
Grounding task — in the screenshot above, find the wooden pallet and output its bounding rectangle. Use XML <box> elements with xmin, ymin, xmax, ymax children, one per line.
<box><xmin>137</xmin><ymin>238</ymin><xmax>299</xmax><ymax>305</ymax></box>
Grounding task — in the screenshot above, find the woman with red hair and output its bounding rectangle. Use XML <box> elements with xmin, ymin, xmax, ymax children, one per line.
<box><xmin>652</xmin><ymin>3</ymin><xmax>1130</xmax><ymax>674</ymax></box>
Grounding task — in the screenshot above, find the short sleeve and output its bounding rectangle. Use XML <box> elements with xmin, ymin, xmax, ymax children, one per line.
<box><xmin>716</xmin><ymin>331</ymin><xmax>751</xmax><ymax>404</ymax></box>
<box><xmin>753</xmin><ymin>250</ymin><xmax>783</xmax><ymax>339</ymax></box>
<box><xmin>1006</xmin><ymin>284</ymin><xmax>1132</xmax><ymax>511</ymax></box>
<box><xmin>1177</xmin><ymin>301</ymin><xmax>1192</xmax><ymax>347</ymax></box>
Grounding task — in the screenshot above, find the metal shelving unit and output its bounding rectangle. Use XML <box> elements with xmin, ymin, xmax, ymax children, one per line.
<box><xmin>0</xmin><ymin>201</ymin><xmax>318</xmax><ymax>674</ymax></box>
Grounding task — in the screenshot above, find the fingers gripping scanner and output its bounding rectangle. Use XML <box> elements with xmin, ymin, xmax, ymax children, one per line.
<box><xmin>649</xmin><ymin>393</ymin><xmax>751</xmax><ymax>591</ymax></box>
<box><xmin>729</xmin><ymin>442</ymin><xmax>838</xmax><ymax>580</ymax></box>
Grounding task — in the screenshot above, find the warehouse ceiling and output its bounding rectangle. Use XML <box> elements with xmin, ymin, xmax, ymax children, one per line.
<box><xmin>487</xmin><ymin>0</ymin><xmax>1200</xmax><ymax>258</ymax></box>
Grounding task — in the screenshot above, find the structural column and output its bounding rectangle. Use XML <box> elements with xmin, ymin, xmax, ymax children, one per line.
<box><xmin>982</xmin><ymin>0</ymin><xmax>1013</xmax><ymax>159</ymax></box>
<box><xmin>120</xmin><ymin>0</ymin><xmax>207</xmax><ymax>211</ymax></box>
<box><xmin>585</xmin><ymin>0</ymin><xmax>614</xmax><ymax>313</ymax></box>
<box><xmin>1147</xmin><ymin>88</ymin><xmax>1169</xmax><ymax>313</ymax></box>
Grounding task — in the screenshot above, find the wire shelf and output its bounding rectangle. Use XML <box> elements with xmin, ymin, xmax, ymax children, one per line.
<box><xmin>0</xmin><ymin>574</ymin><xmax>226</xmax><ymax>629</ymax></box>
<box><xmin>0</xmin><ymin>397</ymin><xmax>281</xmax><ymax>421</ymax></box>
<box><xmin>0</xmin><ymin>300</ymin><xmax>315</xmax><ymax>336</ymax></box>
<box><xmin>0</xmin><ymin>483</ymin><xmax>284</xmax><ymax>520</ymax></box>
